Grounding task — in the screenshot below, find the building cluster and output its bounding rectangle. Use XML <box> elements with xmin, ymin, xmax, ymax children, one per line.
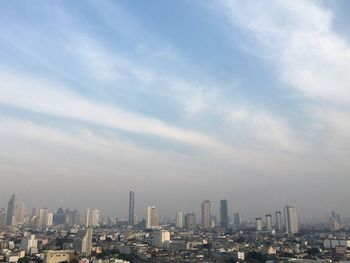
<box><xmin>0</xmin><ymin>193</ymin><xmax>348</xmax><ymax>263</ymax></box>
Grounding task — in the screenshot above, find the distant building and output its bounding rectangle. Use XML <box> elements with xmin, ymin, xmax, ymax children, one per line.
<box><xmin>80</xmin><ymin>228</ymin><xmax>92</xmax><ymax>257</ymax></box>
<box><xmin>233</xmin><ymin>212</ymin><xmax>241</xmax><ymax>226</ymax></box>
<box><xmin>284</xmin><ymin>205</ymin><xmax>298</xmax><ymax>235</ymax></box>
<box><xmin>265</xmin><ymin>214</ymin><xmax>273</xmax><ymax>231</ymax></box>
<box><xmin>256</xmin><ymin>217</ymin><xmax>263</xmax><ymax>231</ymax></box>
<box><xmin>220</xmin><ymin>199</ymin><xmax>229</xmax><ymax>228</ymax></box>
<box><xmin>201</xmin><ymin>200</ymin><xmax>211</xmax><ymax>229</ymax></box>
<box><xmin>36</xmin><ymin>208</ymin><xmax>51</xmax><ymax>227</ymax></box>
<box><xmin>152</xmin><ymin>229</ymin><xmax>170</xmax><ymax>248</ymax></box>
<box><xmin>6</xmin><ymin>194</ymin><xmax>16</xmax><ymax>226</ymax></box>
<box><xmin>275</xmin><ymin>211</ymin><xmax>282</xmax><ymax>231</ymax></box>
<box><xmin>329</xmin><ymin>216</ymin><xmax>341</xmax><ymax>231</ymax></box>
<box><xmin>53</xmin><ymin>208</ymin><xmax>65</xmax><ymax>225</ymax></box>
<box><xmin>0</xmin><ymin>208</ymin><xmax>6</xmax><ymax>227</ymax></box>
<box><xmin>176</xmin><ymin>211</ymin><xmax>184</xmax><ymax>228</ymax></box>
<box><xmin>146</xmin><ymin>206</ymin><xmax>159</xmax><ymax>229</ymax></box>
<box><xmin>128</xmin><ymin>191</ymin><xmax>135</xmax><ymax>226</ymax></box>
<box><xmin>21</xmin><ymin>235</ymin><xmax>38</xmax><ymax>254</ymax></box>
<box><xmin>185</xmin><ymin>213</ymin><xmax>197</xmax><ymax>230</ymax></box>
<box><xmin>85</xmin><ymin>208</ymin><xmax>100</xmax><ymax>226</ymax></box>
<box><xmin>14</xmin><ymin>201</ymin><xmax>26</xmax><ymax>225</ymax></box>
<box><xmin>44</xmin><ymin>250</ymin><xmax>74</xmax><ymax>263</ymax></box>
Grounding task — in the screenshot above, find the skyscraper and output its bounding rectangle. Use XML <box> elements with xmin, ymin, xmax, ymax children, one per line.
<box><xmin>80</xmin><ymin>227</ymin><xmax>92</xmax><ymax>257</ymax></box>
<box><xmin>85</xmin><ymin>208</ymin><xmax>100</xmax><ymax>227</ymax></box>
<box><xmin>233</xmin><ymin>212</ymin><xmax>241</xmax><ymax>226</ymax></box>
<box><xmin>201</xmin><ymin>200</ymin><xmax>211</xmax><ymax>229</ymax></box>
<box><xmin>128</xmin><ymin>191</ymin><xmax>135</xmax><ymax>226</ymax></box>
<box><xmin>284</xmin><ymin>205</ymin><xmax>298</xmax><ymax>235</ymax></box>
<box><xmin>220</xmin><ymin>199</ymin><xmax>229</xmax><ymax>228</ymax></box>
<box><xmin>256</xmin><ymin>217</ymin><xmax>262</xmax><ymax>231</ymax></box>
<box><xmin>265</xmin><ymin>214</ymin><xmax>272</xmax><ymax>231</ymax></box>
<box><xmin>176</xmin><ymin>211</ymin><xmax>184</xmax><ymax>229</ymax></box>
<box><xmin>6</xmin><ymin>194</ymin><xmax>16</xmax><ymax>226</ymax></box>
<box><xmin>36</xmin><ymin>208</ymin><xmax>51</xmax><ymax>227</ymax></box>
<box><xmin>14</xmin><ymin>201</ymin><xmax>26</xmax><ymax>225</ymax></box>
<box><xmin>275</xmin><ymin>211</ymin><xmax>282</xmax><ymax>231</ymax></box>
<box><xmin>185</xmin><ymin>213</ymin><xmax>197</xmax><ymax>230</ymax></box>
<box><xmin>146</xmin><ymin>206</ymin><xmax>159</xmax><ymax>229</ymax></box>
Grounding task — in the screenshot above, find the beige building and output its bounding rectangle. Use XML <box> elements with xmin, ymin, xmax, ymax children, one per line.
<box><xmin>146</xmin><ymin>206</ymin><xmax>159</xmax><ymax>229</ymax></box>
<box><xmin>44</xmin><ymin>250</ymin><xmax>74</xmax><ymax>263</ymax></box>
<box><xmin>201</xmin><ymin>200</ymin><xmax>211</xmax><ymax>229</ymax></box>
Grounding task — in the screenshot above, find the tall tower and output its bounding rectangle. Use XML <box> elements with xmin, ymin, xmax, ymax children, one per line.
<box><xmin>220</xmin><ymin>199</ymin><xmax>228</xmax><ymax>228</ymax></box>
<box><xmin>128</xmin><ymin>191</ymin><xmax>135</xmax><ymax>226</ymax></box>
<box><xmin>14</xmin><ymin>201</ymin><xmax>26</xmax><ymax>225</ymax></box>
<box><xmin>275</xmin><ymin>211</ymin><xmax>282</xmax><ymax>231</ymax></box>
<box><xmin>85</xmin><ymin>208</ymin><xmax>100</xmax><ymax>227</ymax></box>
<box><xmin>6</xmin><ymin>194</ymin><xmax>16</xmax><ymax>226</ymax></box>
<box><xmin>265</xmin><ymin>214</ymin><xmax>272</xmax><ymax>231</ymax></box>
<box><xmin>176</xmin><ymin>211</ymin><xmax>184</xmax><ymax>228</ymax></box>
<box><xmin>255</xmin><ymin>217</ymin><xmax>262</xmax><ymax>231</ymax></box>
<box><xmin>146</xmin><ymin>206</ymin><xmax>158</xmax><ymax>229</ymax></box>
<box><xmin>284</xmin><ymin>205</ymin><xmax>298</xmax><ymax>235</ymax></box>
<box><xmin>201</xmin><ymin>200</ymin><xmax>211</xmax><ymax>229</ymax></box>
<box><xmin>185</xmin><ymin>213</ymin><xmax>197</xmax><ymax>230</ymax></box>
<box><xmin>233</xmin><ymin>213</ymin><xmax>241</xmax><ymax>226</ymax></box>
<box><xmin>81</xmin><ymin>227</ymin><xmax>92</xmax><ymax>257</ymax></box>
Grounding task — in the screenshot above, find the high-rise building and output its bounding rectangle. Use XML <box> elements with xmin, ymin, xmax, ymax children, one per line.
<box><xmin>0</xmin><ymin>208</ymin><xmax>6</xmax><ymax>227</ymax></box>
<box><xmin>275</xmin><ymin>211</ymin><xmax>282</xmax><ymax>231</ymax></box>
<box><xmin>36</xmin><ymin>208</ymin><xmax>50</xmax><ymax>228</ymax></box>
<box><xmin>53</xmin><ymin>208</ymin><xmax>65</xmax><ymax>225</ymax></box>
<box><xmin>185</xmin><ymin>213</ymin><xmax>197</xmax><ymax>230</ymax></box>
<box><xmin>152</xmin><ymin>230</ymin><xmax>170</xmax><ymax>248</ymax></box>
<box><xmin>256</xmin><ymin>217</ymin><xmax>262</xmax><ymax>231</ymax></box>
<box><xmin>201</xmin><ymin>200</ymin><xmax>211</xmax><ymax>229</ymax></box>
<box><xmin>6</xmin><ymin>194</ymin><xmax>16</xmax><ymax>226</ymax></box>
<box><xmin>128</xmin><ymin>191</ymin><xmax>135</xmax><ymax>226</ymax></box>
<box><xmin>14</xmin><ymin>201</ymin><xmax>26</xmax><ymax>225</ymax></box>
<box><xmin>284</xmin><ymin>206</ymin><xmax>298</xmax><ymax>235</ymax></box>
<box><xmin>329</xmin><ymin>216</ymin><xmax>341</xmax><ymax>231</ymax></box>
<box><xmin>176</xmin><ymin>211</ymin><xmax>184</xmax><ymax>228</ymax></box>
<box><xmin>265</xmin><ymin>214</ymin><xmax>272</xmax><ymax>231</ymax></box>
<box><xmin>146</xmin><ymin>206</ymin><xmax>159</xmax><ymax>229</ymax></box>
<box><xmin>85</xmin><ymin>208</ymin><xmax>100</xmax><ymax>227</ymax></box>
<box><xmin>21</xmin><ymin>235</ymin><xmax>38</xmax><ymax>254</ymax></box>
<box><xmin>220</xmin><ymin>199</ymin><xmax>229</xmax><ymax>228</ymax></box>
<box><xmin>233</xmin><ymin>213</ymin><xmax>241</xmax><ymax>226</ymax></box>
<box><xmin>80</xmin><ymin>228</ymin><xmax>92</xmax><ymax>257</ymax></box>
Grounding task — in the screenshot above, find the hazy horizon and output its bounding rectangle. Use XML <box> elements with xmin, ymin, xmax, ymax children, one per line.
<box><xmin>1</xmin><ymin>0</ymin><xmax>350</xmax><ymax>221</ymax></box>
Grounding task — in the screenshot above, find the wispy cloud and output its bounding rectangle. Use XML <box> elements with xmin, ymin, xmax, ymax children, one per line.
<box><xmin>218</xmin><ymin>0</ymin><xmax>350</xmax><ymax>103</ymax></box>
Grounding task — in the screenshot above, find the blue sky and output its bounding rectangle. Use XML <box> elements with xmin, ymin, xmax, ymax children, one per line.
<box><xmin>0</xmin><ymin>0</ymin><xmax>350</xmax><ymax>220</ymax></box>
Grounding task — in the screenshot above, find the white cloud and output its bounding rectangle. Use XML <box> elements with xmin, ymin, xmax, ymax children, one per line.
<box><xmin>219</xmin><ymin>0</ymin><xmax>350</xmax><ymax>103</ymax></box>
<box><xmin>0</xmin><ymin>69</ymin><xmax>233</xmax><ymax>155</ymax></box>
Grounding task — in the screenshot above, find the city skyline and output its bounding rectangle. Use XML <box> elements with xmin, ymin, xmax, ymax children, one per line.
<box><xmin>0</xmin><ymin>193</ymin><xmax>340</xmax><ymax>225</ymax></box>
<box><xmin>1</xmin><ymin>0</ymin><xmax>350</xmax><ymax>219</ymax></box>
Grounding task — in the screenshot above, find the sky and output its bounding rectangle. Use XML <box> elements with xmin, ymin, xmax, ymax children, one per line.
<box><xmin>0</xmin><ymin>0</ymin><xmax>350</xmax><ymax>221</ymax></box>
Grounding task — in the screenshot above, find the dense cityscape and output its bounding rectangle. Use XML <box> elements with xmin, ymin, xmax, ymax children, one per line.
<box><xmin>1</xmin><ymin>0</ymin><xmax>350</xmax><ymax>262</ymax></box>
<box><xmin>0</xmin><ymin>192</ymin><xmax>349</xmax><ymax>263</ymax></box>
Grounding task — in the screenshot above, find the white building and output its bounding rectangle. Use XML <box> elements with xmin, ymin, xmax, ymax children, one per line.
<box><xmin>266</xmin><ymin>214</ymin><xmax>273</xmax><ymax>231</ymax></box>
<box><xmin>21</xmin><ymin>235</ymin><xmax>38</xmax><ymax>254</ymax></box>
<box><xmin>284</xmin><ymin>206</ymin><xmax>298</xmax><ymax>235</ymax></box>
<box><xmin>152</xmin><ymin>230</ymin><xmax>170</xmax><ymax>248</ymax></box>
<box><xmin>256</xmin><ymin>217</ymin><xmax>263</xmax><ymax>231</ymax></box>
<box><xmin>85</xmin><ymin>208</ymin><xmax>100</xmax><ymax>227</ymax></box>
<box><xmin>176</xmin><ymin>211</ymin><xmax>184</xmax><ymax>229</ymax></box>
